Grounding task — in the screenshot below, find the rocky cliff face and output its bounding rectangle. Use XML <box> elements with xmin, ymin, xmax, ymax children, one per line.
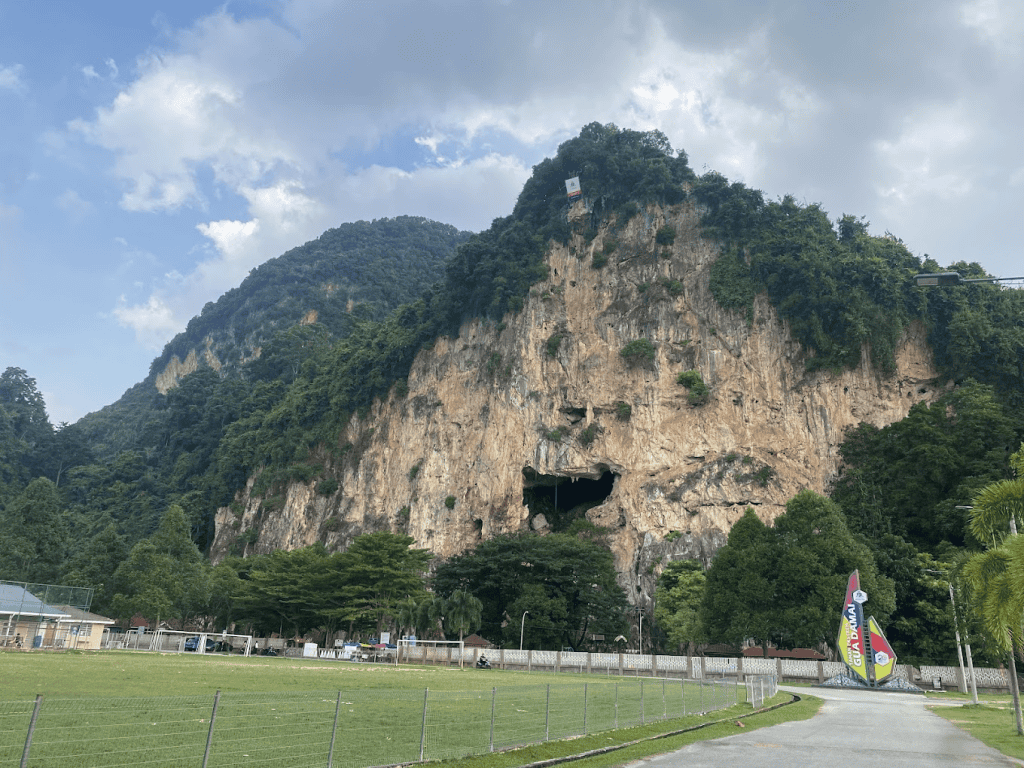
<box><xmin>212</xmin><ymin>201</ymin><xmax>945</xmax><ymax>609</ymax></box>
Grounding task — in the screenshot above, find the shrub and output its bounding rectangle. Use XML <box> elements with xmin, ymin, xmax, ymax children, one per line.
<box><xmin>677</xmin><ymin>369</ymin><xmax>710</xmax><ymax>405</ymax></box>
<box><xmin>660</xmin><ymin>277</ymin><xmax>683</xmax><ymax>297</ymax></box>
<box><xmin>755</xmin><ymin>466</ymin><xmax>774</xmax><ymax>486</ymax></box>
<box><xmin>620</xmin><ymin>339</ymin><xmax>656</xmax><ymax>366</ymax></box>
<box><xmin>546</xmin><ymin>332</ymin><xmax>565</xmax><ymax>358</ymax></box>
<box><xmin>546</xmin><ymin>428</ymin><xmax>563</xmax><ymax>443</ymax></box>
<box><xmin>398</xmin><ymin>505</ymin><xmax>411</xmax><ymax>521</ymax></box>
<box><xmin>602</xmin><ymin>237</ymin><xmax>619</xmax><ymax>254</ymax></box>
<box><xmin>409</xmin><ymin>462</ymin><xmax>422</xmax><ymax>481</ymax></box>
<box><xmin>317</xmin><ymin>478</ymin><xmax>339</xmax><ymax>496</ymax></box>
<box><xmin>614</xmin><ymin>401</ymin><xmax>633</xmax><ymax>420</ymax></box>
<box><xmin>445</xmin><ymin>495</ymin><xmax>456</xmax><ymax>509</ymax></box>
<box><xmin>592</xmin><ymin>252</ymin><xmax>608</xmax><ymax>269</ymax></box>
<box><xmin>579</xmin><ymin>423</ymin><xmax>599</xmax><ymax>447</ymax></box>
<box><xmin>485</xmin><ymin>352</ymin><xmax>502</xmax><ymax>376</ymax></box>
<box><xmin>656</xmin><ymin>225</ymin><xmax>676</xmax><ymax>245</ymax></box>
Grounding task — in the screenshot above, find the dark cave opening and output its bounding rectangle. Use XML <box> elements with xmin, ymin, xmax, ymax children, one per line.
<box><xmin>522</xmin><ymin>467</ymin><xmax>617</xmax><ymax>532</ymax></box>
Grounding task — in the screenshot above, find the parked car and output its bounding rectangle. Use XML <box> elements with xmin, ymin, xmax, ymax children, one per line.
<box><xmin>184</xmin><ymin>636</ymin><xmax>215</xmax><ymax>652</ymax></box>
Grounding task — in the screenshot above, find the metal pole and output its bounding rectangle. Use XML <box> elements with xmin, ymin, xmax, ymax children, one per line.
<box><xmin>419</xmin><ymin>688</ymin><xmax>429</xmax><ymax>761</ymax></box>
<box><xmin>489</xmin><ymin>687</ymin><xmax>496</xmax><ymax>752</ymax></box>
<box><xmin>20</xmin><ymin>694</ymin><xmax>42</xmax><ymax>768</ymax></box>
<box><xmin>545</xmin><ymin>684</ymin><xmax>550</xmax><ymax>741</ymax></box>
<box><xmin>662</xmin><ymin>678</ymin><xmax>666</xmax><ymax>720</ymax></box>
<box><xmin>202</xmin><ymin>690</ymin><xmax>220</xmax><ymax>768</ymax></box>
<box><xmin>682</xmin><ymin>678</ymin><xmax>686</xmax><ymax>716</ymax></box>
<box><xmin>583</xmin><ymin>682</ymin><xmax>588</xmax><ymax>735</ymax></box>
<box><xmin>326</xmin><ymin>691</ymin><xmax>342</xmax><ymax>768</ymax></box>
<box><xmin>520</xmin><ymin>611</ymin><xmax>529</xmax><ymax>650</ymax></box>
<box><xmin>640</xmin><ymin>678</ymin><xmax>645</xmax><ymax>725</ymax></box>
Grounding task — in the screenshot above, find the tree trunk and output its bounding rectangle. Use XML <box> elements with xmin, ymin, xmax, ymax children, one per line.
<box><xmin>1008</xmin><ymin>647</ymin><xmax>1023</xmax><ymax>736</ymax></box>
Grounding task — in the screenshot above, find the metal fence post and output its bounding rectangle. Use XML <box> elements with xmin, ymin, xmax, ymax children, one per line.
<box><xmin>700</xmin><ymin>679</ymin><xmax>704</xmax><ymax>711</ymax></box>
<box><xmin>545</xmin><ymin>684</ymin><xmax>550</xmax><ymax>741</ymax></box>
<box><xmin>20</xmin><ymin>694</ymin><xmax>42</xmax><ymax>768</ymax></box>
<box><xmin>326</xmin><ymin>691</ymin><xmax>342</xmax><ymax>768</ymax></box>
<box><xmin>202</xmin><ymin>690</ymin><xmax>220</xmax><ymax>768</ymax></box>
<box><xmin>419</xmin><ymin>688</ymin><xmax>429</xmax><ymax>761</ymax></box>
<box><xmin>640</xmin><ymin>678</ymin><xmax>645</xmax><ymax>725</ymax></box>
<box><xmin>489</xmin><ymin>687</ymin><xmax>496</xmax><ymax>752</ymax></box>
<box><xmin>583</xmin><ymin>683</ymin><xmax>588</xmax><ymax>735</ymax></box>
<box><xmin>681</xmin><ymin>678</ymin><xmax>686</xmax><ymax>716</ymax></box>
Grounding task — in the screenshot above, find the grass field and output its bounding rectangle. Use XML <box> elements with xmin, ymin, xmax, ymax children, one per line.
<box><xmin>0</xmin><ymin>651</ymin><xmax>809</xmax><ymax>768</ymax></box>
<box><xmin>928</xmin><ymin>694</ymin><xmax>1024</xmax><ymax>761</ymax></box>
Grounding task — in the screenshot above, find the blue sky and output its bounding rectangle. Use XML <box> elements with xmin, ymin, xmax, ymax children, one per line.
<box><xmin>2</xmin><ymin>1</ymin><xmax>1022</xmax><ymax>424</ymax></box>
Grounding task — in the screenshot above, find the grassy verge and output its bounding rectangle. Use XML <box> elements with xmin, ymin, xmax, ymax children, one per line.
<box><xmin>439</xmin><ymin>693</ymin><xmax>823</xmax><ymax>768</ymax></box>
<box><xmin>929</xmin><ymin>702</ymin><xmax>1024</xmax><ymax>761</ymax></box>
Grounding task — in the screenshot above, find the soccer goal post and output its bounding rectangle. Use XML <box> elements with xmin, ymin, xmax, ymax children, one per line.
<box><xmin>128</xmin><ymin>629</ymin><xmax>255</xmax><ymax>655</ymax></box>
<box><xmin>397</xmin><ymin>638</ymin><xmax>466</xmax><ymax>666</ymax></box>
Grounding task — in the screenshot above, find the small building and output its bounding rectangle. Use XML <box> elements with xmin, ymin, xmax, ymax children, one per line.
<box><xmin>51</xmin><ymin>605</ymin><xmax>115</xmax><ymax>650</ymax></box>
<box><xmin>0</xmin><ymin>583</ymin><xmax>66</xmax><ymax>649</ymax></box>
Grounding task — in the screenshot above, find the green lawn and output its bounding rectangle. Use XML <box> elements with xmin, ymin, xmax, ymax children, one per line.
<box><xmin>0</xmin><ymin>651</ymin><xmax>815</xmax><ymax>768</ymax></box>
<box><xmin>929</xmin><ymin>700</ymin><xmax>1024</xmax><ymax>761</ymax></box>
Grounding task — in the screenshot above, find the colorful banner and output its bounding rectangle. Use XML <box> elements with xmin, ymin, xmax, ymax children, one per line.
<box><xmin>868</xmin><ymin>616</ymin><xmax>897</xmax><ymax>682</ymax></box>
<box><xmin>565</xmin><ymin>177</ymin><xmax>582</xmax><ymax>201</ymax></box>
<box><xmin>837</xmin><ymin>570</ymin><xmax>869</xmax><ymax>684</ymax></box>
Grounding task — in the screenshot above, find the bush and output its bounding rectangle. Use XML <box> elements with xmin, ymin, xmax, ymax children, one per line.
<box><xmin>592</xmin><ymin>252</ymin><xmax>608</xmax><ymax>269</ymax></box>
<box><xmin>546</xmin><ymin>332</ymin><xmax>565</xmax><ymax>358</ymax></box>
<box><xmin>659</xmin><ymin>278</ymin><xmax>683</xmax><ymax>297</ymax></box>
<box><xmin>445</xmin><ymin>495</ymin><xmax>456</xmax><ymax>509</ymax></box>
<box><xmin>546</xmin><ymin>428</ymin><xmax>563</xmax><ymax>443</ymax></box>
<box><xmin>656</xmin><ymin>225</ymin><xmax>676</xmax><ymax>245</ymax></box>
<box><xmin>317</xmin><ymin>477</ymin><xmax>339</xmax><ymax>496</ymax></box>
<box><xmin>620</xmin><ymin>339</ymin><xmax>656</xmax><ymax>366</ymax></box>
<box><xmin>677</xmin><ymin>369</ymin><xmax>710</xmax><ymax>405</ymax></box>
<box><xmin>614</xmin><ymin>401</ymin><xmax>633</xmax><ymax>420</ymax></box>
<box><xmin>409</xmin><ymin>462</ymin><xmax>422</xmax><ymax>481</ymax></box>
<box><xmin>579</xmin><ymin>423</ymin><xmax>599</xmax><ymax>447</ymax></box>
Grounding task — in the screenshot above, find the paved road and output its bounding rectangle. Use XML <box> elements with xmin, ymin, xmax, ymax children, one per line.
<box><xmin>632</xmin><ymin>685</ymin><xmax>1022</xmax><ymax>768</ymax></box>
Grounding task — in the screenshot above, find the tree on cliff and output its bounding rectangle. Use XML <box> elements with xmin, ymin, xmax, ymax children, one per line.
<box><xmin>432</xmin><ymin>532</ymin><xmax>629</xmax><ymax>650</ymax></box>
<box><xmin>700</xmin><ymin>492</ymin><xmax>894</xmax><ymax>653</ymax></box>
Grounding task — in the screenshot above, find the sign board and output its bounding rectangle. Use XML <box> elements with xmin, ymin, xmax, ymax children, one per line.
<box><xmin>565</xmin><ymin>177</ymin><xmax>582</xmax><ymax>201</ymax></box>
<box><xmin>837</xmin><ymin>570</ymin><xmax>869</xmax><ymax>684</ymax></box>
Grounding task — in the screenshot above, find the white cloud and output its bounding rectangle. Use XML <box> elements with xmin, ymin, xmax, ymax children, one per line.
<box><xmin>113</xmin><ymin>294</ymin><xmax>181</xmax><ymax>349</ymax></box>
<box><xmin>0</xmin><ymin>63</ymin><xmax>25</xmax><ymax>92</ymax></box>
<box><xmin>55</xmin><ymin>189</ymin><xmax>93</xmax><ymax>221</ymax></box>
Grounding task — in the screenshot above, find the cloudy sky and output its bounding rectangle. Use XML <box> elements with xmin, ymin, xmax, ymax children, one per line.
<box><xmin>2</xmin><ymin>1</ymin><xmax>1022</xmax><ymax>424</ymax></box>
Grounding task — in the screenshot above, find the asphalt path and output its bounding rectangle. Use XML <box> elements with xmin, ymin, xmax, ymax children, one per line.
<box><xmin>630</xmin><ymin>685</ymin><xmax>1022</xmax><ymax>768</ymax></box>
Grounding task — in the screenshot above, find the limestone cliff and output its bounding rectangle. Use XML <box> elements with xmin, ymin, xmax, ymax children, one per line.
<box><xmin>212</xmin><ymin>201</ymin><xmax>945</xmax><ymax>609</ymax></box>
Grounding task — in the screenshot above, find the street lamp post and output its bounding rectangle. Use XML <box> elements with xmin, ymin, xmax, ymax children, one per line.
<box><xmin>520</xmin><ymin>611</ymin><xmax>529</xmax><ymax>651</ymax></box>
<box><xmin>914</xmin><ymin>272</ymin><xmax>1024</xmax><ymax>287</ymax></box>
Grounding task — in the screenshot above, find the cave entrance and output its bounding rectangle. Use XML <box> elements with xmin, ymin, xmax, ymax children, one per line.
<box><xmin>522</xmin><ymin>467</ymin><xmax>617</xmax><ymax>533</ymax></box>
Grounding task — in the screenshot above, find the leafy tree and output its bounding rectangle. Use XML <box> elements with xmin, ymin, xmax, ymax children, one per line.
<box><xmin>701</xmin><ymin>493</ymin><xmax>893</xmax><ymax>653</ymax></box>
<box><xmin>432</xmin><ymin>532</ymin><xmax>629</xmax><ymax>650</ymax></box>
<box><xmin>110</xmin><ymin>505</ymin><xmax>210</xmax><ymax>628</ymax></box>
<box><xmin>832</xmin><ymin>381</ymin><xmax>1021</xmax><ymax>550</ymax></box>
<box><xmin>654</xmin><ymin>559</ymin><xmax>706</xmax><ymax>654</ymax></box>
<box><xmin>0</xmin><ymin>477</ymin><xmax>69</xmax><ymax>583</ymax></box>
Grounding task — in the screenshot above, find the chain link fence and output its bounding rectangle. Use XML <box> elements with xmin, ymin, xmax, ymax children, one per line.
<box><xmin>2</xmin><ymin>678</ymin><xmax>741</xmax><ymax>768</ymax></box>
<box><xmin>744</xmin><ymin>675</ymin><xmax>778</xmax><ymax>708</ymax></box>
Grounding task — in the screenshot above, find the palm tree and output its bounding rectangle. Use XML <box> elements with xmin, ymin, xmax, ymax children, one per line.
<box><xmin>964</xmin><ymin>459</ymin><xmax>1024</xmax><ymax>735</ymax></box>
<box><xmin>444</xmin><ymin>590</ymin><xmax>483</xmax><ymax>668</ymax></box>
